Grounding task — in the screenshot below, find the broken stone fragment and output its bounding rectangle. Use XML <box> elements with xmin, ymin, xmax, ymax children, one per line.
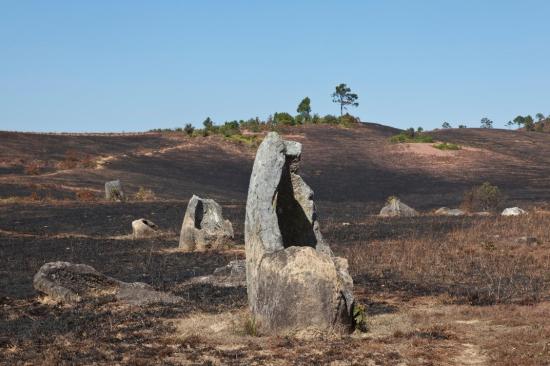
<box><xmin>379</xmin><ymin>198</ymin><xmax>418</xmax><ymax>217</ymax></box>
<box><xmin>105</xmin><ymin>179</ymin><xmax>125</xmax><ymax>201</ymax></box>
<box><xmin>187</xmin><ymin>259</ymin><xmax>246</xmax><ymax>287</ymax></box>
<box><xmin>132</xmin><ymin>218</ymin><xmax>159</xmax><ymax>239</ymax></box>
<box><xmin>245</xmin><ymin>132</ymin><xmax>354</xmax><ymax>333</ymax></box>
<box><xmin>33</xmin><ymin>261</ymin><xmax>181</xmax><ymax>305</ymax></box>
<box><xmin>501</xmin><ymin>207</ymin><xmax>527</xmax><ymax>216</ymax></box>
<box><xmin>434</xmin><ymin>207</ymin><xmax>465</xmax><ymax>216</ymax></box>
<box><xmin>179</xmin><ymin>195</ymin><xmax>234</xmax><ymax>251</ymax></box>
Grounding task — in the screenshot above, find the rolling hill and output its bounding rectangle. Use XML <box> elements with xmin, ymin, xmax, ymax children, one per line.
<box><xmin>2</xmin><ymin>123</ymin><xmax>550</xmax><ymax>213</ymax></box>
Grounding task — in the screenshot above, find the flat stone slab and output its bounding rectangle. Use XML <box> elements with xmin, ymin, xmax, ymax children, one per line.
<box><xmin>34</xmin><ymin>261</ymin><xmax>182</xmax><ymax>305</ymax></box>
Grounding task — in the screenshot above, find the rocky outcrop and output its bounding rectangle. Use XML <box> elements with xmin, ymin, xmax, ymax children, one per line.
<box><xmin>435</xmin><ymin>207</ymin><xmax>465</xmax><ymax>216</ymax></box>
<box><xmin>33</xmin><ymin>261</ymin><xmax>181</xmax><ymax>305</ymax></box>
<box><xmin>179</xmin><ymin>195</ymin><xmax>234</xmax><ymax>251</ymax></box>
<box><xmin>501</xmin><ymin>207</ymin><xmax>527</xmax><ymax>216</ymax></box>
<box><xmin>379</xmin><ymin>197</ymin><xmax>418</xmax><ymax>217</ymax></box>
<box><xmin>187</xmin><ymin>259</ymin><xmax>246</xmax><ymax>287</ymax></box>
<box><xmin>245</xmin><ymin>132</ymin><xmax>354</xmax><ymax>333</ymax></box>
<box><xmin>105</xmin><ymin>180</ymin><xmax>124</xmax><ymax>201</ymax></box>
<box><xmin>132</xmin><ymin>218</ymin><xmax>159</xmax><ymax>239</ymax></box>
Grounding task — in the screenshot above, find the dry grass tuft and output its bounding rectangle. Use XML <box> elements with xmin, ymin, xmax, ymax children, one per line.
<box><xmin>134</xmin><ymin>187</ymin><xmax>157</xmax><ymax>201</ymax></box>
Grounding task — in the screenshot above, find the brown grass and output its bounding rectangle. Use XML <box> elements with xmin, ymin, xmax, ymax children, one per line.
<box><xmin>133</xmin><ymin>187</ymin><xmax>156</xmax><ymax>201</ymax></box>
<box><xmin>339</xmin><ymin>214</ymin><xmax>550</xmax><ymax>306</ymax></box>
<box><xmin>23</xmin><ymin>160</ymin><xmax>45</xmax><ymax>175</ymax></box>
<box><xmin>74</xmin><ymin>189</ymin><xmax>97</xmax><ymax>202</ymax></box>
<box><xmin>57</xmin><ymin>150</ymin><xmax>97</xmax><ymax>170</ymax></box>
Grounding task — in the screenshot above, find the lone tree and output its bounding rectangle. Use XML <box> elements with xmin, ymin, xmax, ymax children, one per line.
<box><xmin>480</xmin><ymin>118</ymin><xmax>493</xmax><ymax>129</ymax></box>
<box><xmin>203</xmin><ymin>117</ymin><xmax>214</xmax><ymax>130</ymax></box>
<box><xmin>442</xmin><ymin>122</ymin><xmax>452</xmax><ymax>129</ymax></box>
<box><xmin>297</xmin><ymin>97</ymin><xmax>312</xmax><ymax>120</ymax></box>
<box><xmin>523</xmin><ymin>115</ymin><xmax>535</xmax><ymax>131</ymax></box>
<box><xmin>513</xmin><ymin>115</ymin><xmax>525</xmax><ymax>128</ymax></box>
<box><xmin>184</xmin><ymin>123</ymin><xmax>194</xmax><ymax>136</ymax></box>
<box><xmin>332</xmin><ymin>83</ymin><xmax>358</xmax><ymax>116</ymax></box>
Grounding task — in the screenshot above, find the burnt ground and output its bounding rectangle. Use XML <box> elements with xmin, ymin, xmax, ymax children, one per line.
<box><xmin>4</xmin><ymin>123</ymin><xmax>550</xmax><ymax>207</ymax></box>
<box><xmin>2</xmin><ymin>124</ymin><xmax>550</xmax><ymax>364</ymax></box>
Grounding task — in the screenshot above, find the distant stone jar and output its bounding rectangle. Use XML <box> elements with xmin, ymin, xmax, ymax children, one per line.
<box><xmin>132</xmin><ymin>218</ymin><xmax>158</xmax><ymax>239</ymax></box>
<box><xmin>105</xmin><ymin>180</ymin><xmax>124</xmax><ymax>201</ymax></box>
<box><xmin>245</xmin><ymin>132</ymin><xmax>355</xmax><ymax>333</ymax></box>
<box><xmin>179</xmin><ymin>195</ymin><xmax>234</xmax><ymax>251</ymax></box>
<box><xmin>379</xmin><ymin>197</ymin><xmax>418</xmax><ymax>217</ymax></box>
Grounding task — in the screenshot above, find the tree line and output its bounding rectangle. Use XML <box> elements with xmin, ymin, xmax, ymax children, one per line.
<box><xmin>150</xmin><ymin>83</ymin><xmax>361</xmax><ymax>136</ymax></box>
<box><xmin>440</xmin><ymin>113</ymin><xmax>547</xmax><ymax>130</ymax></box>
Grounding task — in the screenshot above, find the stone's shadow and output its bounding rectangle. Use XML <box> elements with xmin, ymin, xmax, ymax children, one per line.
<box><xmin>194</xmin><ymin>200</ymin><xmax>204</xmax><ymax>229</ymax></box>
<box><xmin>365</xmin><ymin>301</ymin><xmax>399</xmax><ymax>316</ymax></box>
<box><xmin>276</xmin><ymin>158</ymin><xmax>317</xmax><ymax>249</ymax></box>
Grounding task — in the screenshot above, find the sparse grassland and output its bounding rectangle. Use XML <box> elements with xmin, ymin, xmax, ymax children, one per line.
<box><xmin>2</xmin><ymin>200</ymin><xmax>550</xmax><ymax>364</ymax></box>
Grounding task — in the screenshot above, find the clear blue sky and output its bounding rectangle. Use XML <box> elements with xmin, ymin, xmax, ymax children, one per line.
<box><xmin>1</xmin><ymin>1</ymin><xmax>549</xmax><ymax>132</ymax></box>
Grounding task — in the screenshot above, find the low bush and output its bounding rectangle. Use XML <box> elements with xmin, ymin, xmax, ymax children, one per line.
<box><xmin>273</xmin><ymin>112</ymin><xmax>295</xmax><ymax>126</ymax></box>
<box><xmin>390</xmin><ymin>132</ymin><xmax>434</xmax><ymax>143</ymax></box>
<box><xmin>338</xmin><ymin>113</ymin><xmax>360</xmax><ymax>127</ymax></box>
<box><xmin>134</xmin><ymin>187</ymin><xmax>156</xmax><ymax>201</ymax></box>
<box><xmin>24</xmin><ymin>161</ymin><xmax>44</xmax><ymax>175</ymax></box>
<box><xmin>75</xmin><ymin>189</ymin><xmax>97</xmax><ymax>202</ymax></box>
<box><xmin>224</xmin><ymin>134</ymin><xmax>262</xmax><ymax>147</ymax></box>
<box><xmin>462</xmin><ymin>182</ymin><xmax>505</xmax><ymax>212</ymax></box>
<box><xmin>433</xmin><ymin>142</ymin><xmax>461</xmax><ymax>150</ymax></box>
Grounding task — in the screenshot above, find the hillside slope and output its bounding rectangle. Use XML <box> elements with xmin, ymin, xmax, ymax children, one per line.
<box><xmin>2</xmin><ymin>124</ymin><xmax>550</xmax><ymax>212</ymax></box>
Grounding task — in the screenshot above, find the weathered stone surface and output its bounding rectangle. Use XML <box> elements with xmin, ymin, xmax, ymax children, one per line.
<box><xmin>105</xmin><ymin>180</ymin><xmax>124</xmax><ymax>201</ymax></box>
<box><xmin>501</xmin><ymin>207</ymin><xmax>527</xmax><ymax>216</ymax></box>
<box><xmin>132</xmin><ymin>218</ymin><xmax>158</xmax><ymax>239</ymax></box>
<box><xmin>379</xmin><ymin>198</ymin><xmax>418</xmax><ymax>217</ymax></box>
<box><xmin>33</xmin><ymin>261</ymin><xmax>181</xmax><ymax>305</ymax></box>
<box><xmin>245</xmin><ymin>132</ymin><xmax>354</xmax><ymax>333</ymax></box>
<box><xmin>188</xmin><ymin>259</ymin><xmax>246</xmax><ymax>287</ymax></box>
<box><xmin>435</xmin><ymin>207</ymin><xmax>465</xmax><ymax>216</ymax></box>
<box><xmin>179</xmin><ymin>195</ymin><xmax>234</xmax><ymax>251</ymax></box>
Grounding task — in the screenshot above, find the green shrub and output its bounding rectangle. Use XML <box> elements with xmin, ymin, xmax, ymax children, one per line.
<box><xmin>352</xmin><ymin>303</ymin><xmax>368</xmax><ymax>332</ymax></box>
<box><xmin>273</xmin><ymin>112</ymin><xmax>295</xmax><ymax>126</ymax></box>
<box><xmin>219</xmin><ymin>121</ymin><xmax>240</xmax><ymax>137</ymax></box>
<box><xmin>462</xmin><ymin>182</ymin><xmax>505</xmax><ymax>212</ymax></box>
<box><xmin>321</xmin><ymin>114</ymin><xmax>339</xmax><ymax>125</ymax></box>
<box><xmin>224</xmin><ymin>134</ymin><xmax>261</xmax><ymax>147</ymax></box>
<box><xmin>390</xmin><ymin>132</ymin><xmax>434</xmax><ymax>143</ymax></box>
<box><xmin>184</xmin><ymin>123</ymin><xmax>194</xmax><ymax>136</ymax></box>
<box><xmin>294</xmin><ymin>114</ymin><xmax>305</xmax><ymax>125</ymax></box>
<box><xmin>433</xmin><ymin>142</ymin><xmax>461</xmax><ymax>150</ymax></box>
<box><xmin>338</xmin><ymin>113</ymin><xmax>359</xmax><ymax>127</ymax></box>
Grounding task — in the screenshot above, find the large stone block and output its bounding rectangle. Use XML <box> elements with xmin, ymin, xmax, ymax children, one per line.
<box><xmin>179</xmin><ymin>195</ymin><xmax>234</xmax><ymax>251</ymax></box>
<box><xmin>245</xmin><ymin>132</ymin><xmax>354</xmax><ymax>333</ymax></box>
